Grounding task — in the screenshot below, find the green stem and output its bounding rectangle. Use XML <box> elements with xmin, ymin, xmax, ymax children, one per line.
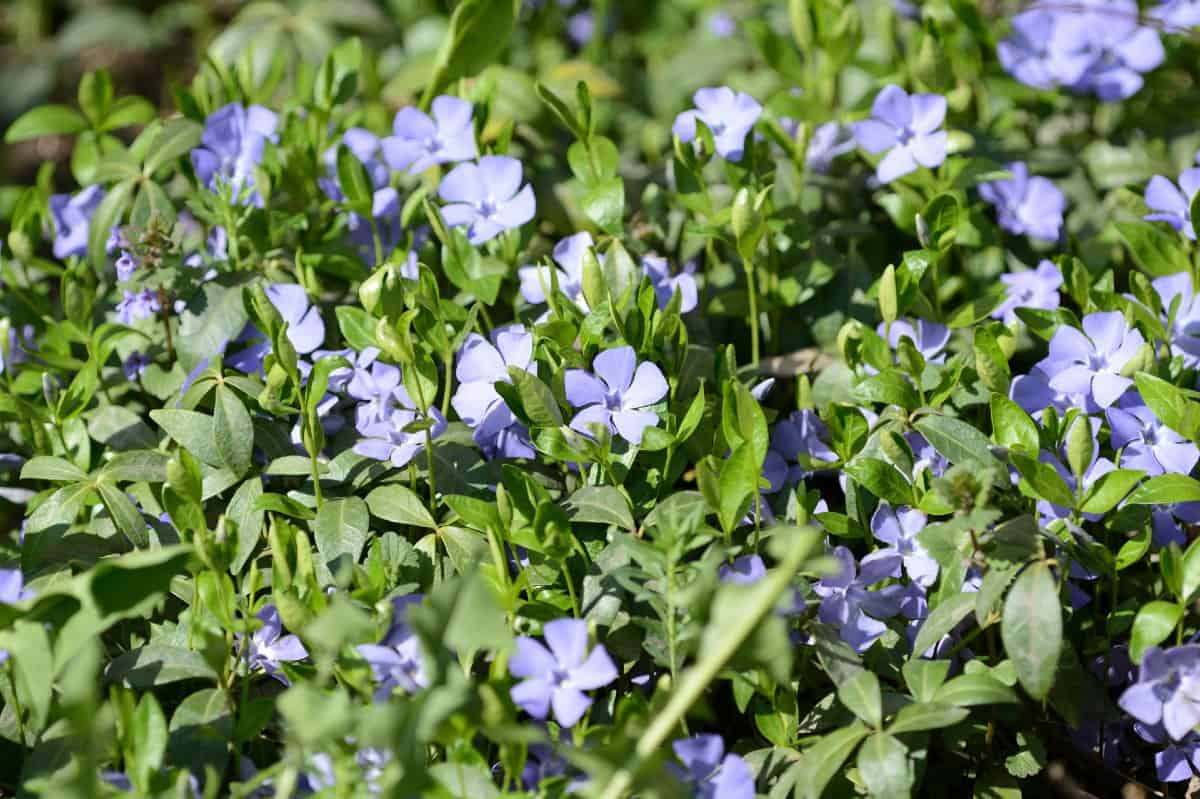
<box><xmin>368</xmin><ymin>217</ymin><xmax>384</xmax><ymax>268</ymax></box>
<box><xmin>596</xmin><ymin>529</ymin><xmax>819</xmax><ymax>799</ymax></box>
<box><xmin>561</xmin><ymin>562</ymin><xmax>580</xmax><ymax>618</ymax></box>
<box><xmin>745</xmin><ymin>261</ymin><xmax>760</xmax><ymax>366</ymax></box>
<box><xmin>8</xmin><ymin>666</ymin><xmax>26</xmax><ymax>747</ymax></box>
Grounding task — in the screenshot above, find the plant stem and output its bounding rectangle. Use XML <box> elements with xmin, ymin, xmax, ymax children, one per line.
<box><xmin>745</xmin><ymin>261</ymin><xmax>760</xmax><ymax>366</ymax></box>
<box><xmin>561</xmin><ymin>561</ymin><xmax>580</xmax><ymax>618</ymax></box>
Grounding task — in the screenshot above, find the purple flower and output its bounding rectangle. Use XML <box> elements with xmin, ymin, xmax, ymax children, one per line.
<box><xmin>49</xmin><ymin>185</ymin><xmax>105</xmax><ymax>259</ymax></box>
<box><xmin>1144</xmin><ymin>168</ymin><xmax>1200</xmax><ymax>240</ymax></box>
<box><xmin>853</xmin><ymin>85</ymin><xmax>947</xmax><ymax>184</ymax></box>
<box><xmin>670</xmin><ymin>734</ymin><xmax>755</xmax><ymax>799</ymax></box>
<box><xmin>672</xmin><ymin>87</ymin><xmax>763</xmax><ymax>163</ymax></box>
<box><xmin>346</xmin><ymin>187</ymin><xmax>404</xmax><ymax>266</ymax></box>
<box><xmin>352</xmin><ymin>387</ymin><xmax>447</xmax><ymax>469</ymax></box>
<box><xmin>1152</xmin><ymin>502</ymin><xmax>1200</xmax><ymax>548</ymax></box>
<box><xmin>997</xmin><ymin>8</ymin><xmax>1096</xmax><ymax>91</ymax></box>
<box><xmin>115</xmin><ymin>251</ymin><xmax>139</xmax><ymax>282</ymax></box>
<box><xmin>228</xmin><ymin>284</ymin><xmax>325</xmax><ymax>374</ymax></box>
<box><xmin>382</xmin><ymin>96</ymin><xmax>477</xmax><ymax>176</ymax></box>
<box><xmin>804</xmin><ymin>122</ymin><xmax>856</xmax><ymax>174</ymax></box>
<box><xmin>190</xmin><ymin>102</ymin><xmax>278</xmax><ymax>207</ymax></box>
<box><xmin>1036</xmin><ymin>423</ymin><xmax>1118</xmax><ymax>526</ymax></box>
<box><xmin>1108</xmin><ymin>395</ymin><xmax>1199</xmax><ymax>477</ymax></box>
<box><xmin>0</xmin><ymin>325</ymin><xmax>35</xmax><ymax>377</ymax></box>
<box><xmin>565</xmin><ymin>346</ymin><xmax>668</xmax><ymax>445</ymax></box>
<box><xmin>509</xmin><ymin>618</ymin><xmax>617</xmax><ymax>728</ymax></box>
<box><xmin>992</xmin><ymin>260</ymin><xmax>1063</xmax><ymax>325</ymax></box>
<box><xmin>1154</xmin><ymin>0</ymin><xmax>1200</xmax><ymax>29</ymax></box>
<box><xmin>320</xmin><ymin>128</ymin><xmax>390</xmax><ymax>200</ymax></box>
<box><xmin>567</xmin><ymin>11</ymin><xmax>595</xmax><ymax>45</ymax></box>
<box><xmin>1153</xmin><ymin>272</ymin><xmax>1200</xmax><ymax>368</ymax></box>
<box><xmin>451</xmin><ymin>324</ymin><xmax>537</xmax><ymax>460</ymax></box>
<box><xmin>979</xmin><ymin>162</ymin><xmax>1066</xmax><ymax>241</ymax></box>
<box><xmin>122</xmin><ymin>351</ymin><xmax>151</xmax><ymax>381</ymax></box>
<box><xmin>518</xmin><ymin>232</ymin><xmax>594</xmax><ymax>311</ymax></box>
<box><xmin>878</xmin><ymin>317</ymin><xmax>950</xmax><ymax>364</ymax></box>
<box><xmin>813</xmin><ymin>546</ymin><xmax>903</xmax><ymax>653</ymax></box>
<box><xmin>1037</xmin><ymin>311</ymin><xmax>1145</xmax><ymax>409</ymax></box>
<box><xmin>0</xmin><ymin>569</ymin><xmax>31</xmax><ymax>664</ymax></box>
<box><xmin>1010</xmin><ymin>365</ymin><xmax>1088</xmax><ymax>419</ymax></box>
<box><xmin>347</xmin><ymin>359</ymin><xmax>403</xmax><ymax>429</ymax></box>
<box><xmin>1120</xmin><ymin>645</ymin><xmax>1200</xmax><ymax>740</ymax></box>
<box><xmin>769</xmin><ymin>409</ymin><xmax>838</xmax><ymax>484</ymax></box>
<box><xmin>871</xmin><ymin>504</ymin><xmax>938</xmax><ymax>588</ymax></box>
<box><xmin>642</xmin><ymin>256</ymin><xmax>698</xmax><ymax>313</ymax></box>
<box><xmin>718</xmin><ymin>555</ymin><xmax>766</xmax><ymax>585</ymax></box>
<box><xmin>1134</xmin><ymin>723</ymin><xmax>1200</xmax><ymax>782</ymax></box>
<box><xmin>905</xmin><ymin>432</ymin><xmax>949</xmax><ymax>479</ymax></box>
<box><xmin>245</xmin><ymin>604</ymin><xmax>307</xmax><ymax>685</ymax></box>
<box><xmin>318</xmin><ymin>346</ymin><xmax>380</xmax><ymax>394</ymax></box>
<box><xmin>437</xmin><ymin>156</ymin><xmax>535</xmax><ymax>245</ymax></box>
<box><xmin>709</xmin><ymin>11</ymin><xmax>737</xmax><ymax>37</ymax></box>
<box><xmin>356</xmin><ymin>595</ymin><xmax>427</xmax><ymax>700</ymax></box>
<box><xmin>106</xmin><ymin>225</ymin><xmax>129</xmax><ymax>255</ymax></box>
<box><xmin>116</xmin><ymin>289</ymin><xmax>161</xmax><ymax>324</ymax></box>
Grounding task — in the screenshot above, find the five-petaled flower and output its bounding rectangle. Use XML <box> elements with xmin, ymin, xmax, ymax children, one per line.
<box><xmin>438</xmin><ymin>155</ymin><xmax>536</xmax><ymax>245</ymax></box>
<box><xmin>191</xmin><ymin>102</ymin><xmax>278</xmax><ymax>207</ymax></box>
<box><xmin>992</xmin><ymin>260</ymin><xmax>1063</xmax><ymax>325</ymax></box>
<box><xmin>1036</xmin><ymin>311</ymin><xmax>1145</xmax><ymax>408</ymax></box>
<box><xmin>228</xmin><ymin>284</ymin><xmax>326</xmax><ymax>374</ymax></box>
<box><xmin>1144</xmin><ymin>166</ymin><xmax>1200</xmax><ymax>240</ymax></box>
<box><xmin>853</xmin><ymin>84</ymin><xmax>947</xmax><ymax>184</ymax></box>
<box><xmin>49</xmin><ymin>185</ymin><xmax>105</xmax><ymax>260</ymax></box>
<box><xmin>1119</xmin><ymin>645</ymin><xmax>1200</xmax><ymax>740</ymax></box>
<box><xmin>245</xmin><ymin>604</ymin><xmax>308</xmax><ymax>685</ymax></box>
<box><xmin>518</xmin><ymin>232</ymin><xmax>595</xmax><ymax>312</ymax></box>
<box><xmin>509</xmin><ymin>618</ymin><xmax>617</xmax><ymax>728</ymax></box>
<box><xmin>670</xmin><ymin>734</ymin><xmax>755</xmax><ymax>799</ymax></box>
<box><xmin>1107</xmin><ymin>394</ymin><xmax>1200</xmax><ymax>477</ymax></box>
<box><xmin>356</xmin><ymin>595</ymin><xmax>427</xmax><ymax>700</ymax></box>
<box><xmin>672</xmin><ymin>86</ymin><xmax>763</xmax><ymax>162</ymax></box>
<box><xmin>452</xmin><ymin>324</ymin><xmax>537</xmax><ymax>460</ymax></box>
<box><xmin>979</xmin><ymin>162</ymin><xmax>1066</xmax><ymax>241</ymax></box>
<box><xmin>383</xmin><ymin>96</ymin><xmax>477</xmax><ymax>175</ymax></box>
<box><xmin>813</xmin><ymin>546</ymin><xmax>903</xmax><ymax>653</ymax></box>
<box><xmin>565</xmin><ymin>346</ymin><xmax>668</xmax><ymax>445</ymax></box>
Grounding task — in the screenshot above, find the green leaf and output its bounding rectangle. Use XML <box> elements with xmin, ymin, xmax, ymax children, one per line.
<box><xmin>914</xmin><ymin>415</ymin><xmax>1003</xmax><ymax>473</ymax></box>
<box><xmin>934</xmin><ymin>672</ymin><xmax>1020</xmax><ymax>706</ymax></box>
<box><xmin>912</xmin><ymin>591</ymin><xmax>976</xmax><ymax>657</ymax></box>
<box><xmin>857</xmin><ymin>733</ymin><xmax>913</xmax><ymax>799</ymax></box>
<box><xmin>366</xmin><ymin>484</ymin><xmax>437</xmax><ymax>529</ymax></box>
<box><xmin>21</xmin><ymin>456</ymin><xmax>87</xmax><ymax>483</ymax></box>
<box><xmin>5</xmin><ymin>104</ymin><xmax>88</xmax><ymax>141</ymax></box>
<box><xmin>150</xmin><ymin>409</ymin><xmax>223</xmax><ymax>468</ymax></box>
<box><xmin>901</xmin><ymin>660</ymin><xmax>951</xmax><ymax>703</ymax></box>
<box><xmin>1116</xmin><ymin>527</ymin><xmax>1152</xmax><ymax>571</ymax></box>
<box><xmin>1116</xmin><ymin>220</ymin><xmax>1192</xmax><ymax>277</ymax></box>
<box><xmin>1130</xmin><ymin>600</ymin><xmax>1184</xmax><ymax>663</ymax></box>
<box><xmin>887</xmin><ymin>701</ymin><xmax>969</xmax><ymax>734</ymax></box>
<box><xmin>581</xmin><ymin>176</ymin><xmax>624</xmax><ymax>234</ymax></box>
<box><xmin>336</xmin><ymin>144</ymin><xmax>373</xmax><ymax>212</ymax></box>
<box><xmin>562</xmin><ymin>485</ymin><xmax>634</xmax><ymax>531</ymax></box>
<box><xmin>422</xmin><ymin>0</ymin><xmax>518</xmax><ymax>104</ymax></box>
<box><xmin>718</xmin><ymin>443</ymin><xmax>761</xmax><ymax>533</ymax></box>
<box><xmin>1135</xmin><ymin>372</ymin><xmax>1200</xmax><ymax>438</ymax></box>
<box><xmin>1080</xmin><ymin>469</ymin><xmax>1144</xmax><ymax>514</ymax></box>
<box><xmin>213</xmin><ymin>386</ymin><xmax>254</xmax><ymax>477</ymax></box>
<box><xmin>1011</xmin><ymin>451</ymin><xmax>1075</xmax><ymax>508</ymax></box>
<box><xmin>26</xmin><ymin>481</ymin><xmax>92</xmax><ymax>532</ymax></box>
<box><xmin>854</xmin><ymin>371</ymin><xmax>919</xmax><ymax>410</ymax></box>
<box><xmin>1182</xmin><ymin>537</ymin><xmax>1200</xmax><ymax>603</ymax></box>
<box><xmin>837</xmin><ymin>671</ymin><xmax>882</xmax><ymax>728</ymax></box>
<box><xmin>176</xmin><ymin>278</ymin><xmax>251</xmax><ymax>373</ymax></box>
<box><xmin>1001</xmin><ymin>563</ymin><xmax>1061</xmax><ymax>700</ymax></box>
<box><xmin>87</xmin><ymin>179</ymin><xmax>134</xmax><ymax>270</ymax></box>
<box><xmin>228</xmin><ymin>477</ymin><xmax>264</xmax><ymax>573</ymax></box>
<box><xmin>1</xmin><ymin>621</ymin><xmax>53</xmax><ymax>735</ymax></box>
<box><xmin>989</xmin><ymin>394</ymin><xmax>1038</xmax><ymax>454</ymax></box>
<box><xmin>1126</xmin><ymin>474</ymin><xmax>1200</xmax><ymax>505</ymax></box>
<box><xmin>335</xmin><ymin>306</ymin><xmax>378</xmax><ymax>351</ymax></box>
<box><xmin>166</xmin><ymin>688</ymin><xmax>232</xmax><ymax>780</ymax></box>
<box><xmin>844</xmin><ymin>457</ymin><xmax>912</xmax><ymax>506</ymax></box>
<box><xmin>105</xmin><ymin>644</ymin><xmax>219</xmax><ymax>687</ymax></box>
<box><xmin>142</xmin><ymin>117</ymin><xmax>203</xmax><ymax>174</ymax></box>
<box><xmin>429</xmin><ymin>763</ymin><xmax>500</xmax><ymax>799</ymax></box>
<box><xmin>253</xmin><ymin>493</ymin><xmax>316</xmax><ymax>520</ymax></box>
<box><xmin>795</xmin><ymin>722</ymin><xmax>870</xmax><ymax>799</ymax></box>
<box><xmin>101</xmin><ymin>450</ymin><xmax>170</xmax><ymax>484</ymax></box>
<box><xmin>508</xmin><ymin>367</ymin><xmax>563</xmax><ymax>427</ymax></box>
<box><xmin>98</xmin><ymin>480</ymin><xmax>149</xmax><ymax>548</ymax></box>
<box><xmin>312</xmin><ymin>497</ymin><xmax>370</xmax><ymax>576</ymax></box>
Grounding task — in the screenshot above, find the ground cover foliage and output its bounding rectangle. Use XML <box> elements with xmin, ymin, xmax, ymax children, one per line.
<box><xmin>4</xmin><ymin>0</ymin><xmax>1200</xmax><ymax>796</ymax></box>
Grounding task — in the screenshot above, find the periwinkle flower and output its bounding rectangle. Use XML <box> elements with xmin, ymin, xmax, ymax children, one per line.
<box><xmin>718</xmin><ymin>555</ymin><xmax>766</xmax><ymax>585</ymax></box>
<box><xmin>1119</xmin><ymin>645</ymin><xmax>1200</xmax><ymax>740</ymax></box>
<box><xmin>320</xmin><ymin>127</ymin><xmax>390</xmax><ymax>201</ymax></box>
<box><xmin>997</xmin><ymin>8</ymin><xmax>1096</xmax><ymax>91</ymax></box>
<box><xmin>853</xmin><ymin>85</ymin><xmax>947</xmax><ymax>184</ymax></box>
<box><xmin>190</xmin><ymin>102</ymin><xmax>278</xmax><ymax>207</ymax></box>
<box><xmin>353</xmin><ymin>387</ymin><xmax>447</xmax><ymax>469</ymax></box>
<box><xmin>567</xmin><ymin>11</ymin><xmax>595</xmax><ymax>45</ymax></box>
<box><xmin>871</xmin><ymin>504</ymin><xmax>938</xmax><ymax>588</ymax></box>
<box><xmin>1010</xmin><ymin>365</ymin><xmax>1087</xmax><ymax>420</ymax></box>
<box><xmin>804</xmin><ymin>122</ymin><xmax>856</xmax><ymax>174</ymax></box>
<box><xmin>992</xmin><ymin>260</ymin><xmax>1063</xmax><ymax>325</ymax></box>
<box><xmin>228</xmin><ymin>284</ymin><xmax>326</xmax><ymax>374</ymax></box>
<box><xmin>382</xmin><ymin>96</ymin><xmax>477</xmax><ymax>175</ymax></box>
<box><xmin>813</xmin><ymin>546</ymin><xmax>903</xmax><ymax>653</ymax></box>
<box><xmin>769</xmin><ymin>409</ymin><xmax>838</xmax><ymax>484</ymax></box>
<box><xmin>49</xmin><ymin>185</ymin><xmax>105</xmax><ymax>259</ymax></box>
<box><xmin>346</xmin><ymin>187</ymin><xmax>404</xmax><ymax>266</ymax></box>
<box><xmin>0</xmin><ymin>569</ymin><xmax>31</xmax><ymax>664</ymax></box>
<box><xmin>1154</xmin><ymin>0</ymin><xmax>1200</xmax><ymax>29</ymax></box>
<box><xmin>356</xmin><ymin>595</ymin><xmax>427</xmax><ymax>700</ymax></box>
<box><xmin>1134</xmin><ymin>723</ymin><xmax>1200</xmax><ymax>782</ymax></box>
<box><xmin>672</xmin><ymin>87</ymin><xmax>763</xmax><ymax>163</ymax></box>
<box><xmin>509</xmin><ymin>618</ymin><xmax>617</xmax><ymax>728</ymax></box>
<box><xmin>879</xmin><ymin>317</ymin><xmax>950</xmax><ymax>364</ymax></box>
<box><xmin>116</xmin><ymin>289</ymin><xmax>161</xmax><ymax>324</ymax></box>
<box><xmin>642</xmin><ymin>256</ymin><xmax>698</xmax><ymax>313</ymax></box>
<box><xmin>1108</xmin><ymin>396</ymin><xmax>1199</xmax><ymax>477</ymax></box>
<box><xmin>451</xmin><ymin>324</ymin><xmax>537</xmax><ymax>460</ymax></box>
<box><xmin>1152</xmin><ymin>502</ymin><xmax>1200</xmax><ymax>548</ymax></box>
<box><xmin>245</xmin><ymin>604</ymin><xmax>307</xmax><ymax>685</ymax></box>
<box><xmin>1037</xmin><ymin>311</ymin><xmax>1145</xmax><ymax>408</ymax></box>
<box><xmin>106</xmin><ymin>225</ymin><xmax>130</xmax><ymax>256</ymax></box>
<box><xmin>565</xmin><ymin>346</ymin><xmax>668</xmax><ymax>445</ymax></box>
<box><xmin>518</xmin><ymin>232</ymin><xmax>594</xmax><ymax>311</ymax></box>
<box><xmin>438</xmin><ymin>155</ymin><xmax>535</xmax><ymax>245</ymax></box>
<box><xmin>905</xmin><ymin>432</ymin><xmax>949</xmax><ymax>479</ymax></box>
<box><xmin>318</xmin><ymin>346</ymin><xmax>380</xmax><ymax>393</ymax></box>
<box><xmin>0</xmin><ymin>324</ymin><xmax>35</xmax><ymax>377</ymax></box>
<box><xmin>1153</xmin><ymin>272</ymin><xmax>1200</xmax><ymax>367</ymax></box>
<box><xmin>1144</xmin><ymin>167</ymin><xmax>1200</xmax><ymax>240</ymax></box>
<box><xmin>670</xmin><ymin>734</ymin><xmax>755</xmax><ymax>799</ymax></box>
<box><xmin>1037</xmin><ymin>436</ymin><xmax>1118</xmax><ymax>526</ymax></box>
<box><xmin>347</xmin><ymin>359</ymin><xmax>404</xmax><ymax>430</ymax></box>
<box><xmin>709</xmin><ymin>11</ymin><xmax>737</xmax><ymax>37</ymax></box>
<box><xmin>122</xmin><ymin>351</ymin><xmax>151</xmax><ymax>381</ymax></box>
<box><xmin>979</xmin><ymin>162</ymin><xmax>1066</xmax><ymax>241</ymax></box>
